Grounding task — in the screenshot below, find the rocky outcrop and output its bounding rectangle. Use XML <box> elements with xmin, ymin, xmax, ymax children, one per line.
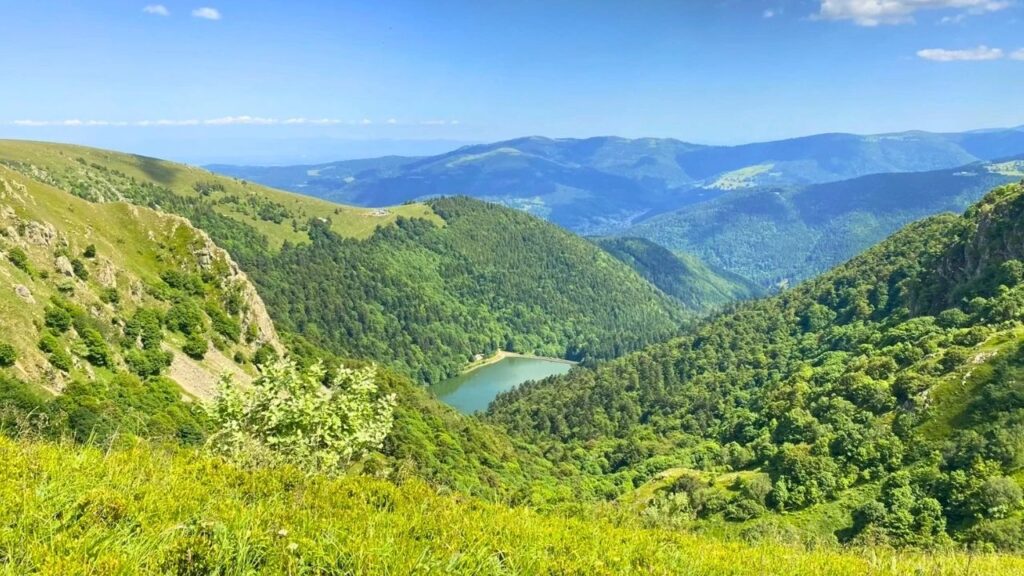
<box><xmin>54</xmin><ymin>255</ymin><xmax>74</xmax><ymax>277</ymax></box>
<box><xmin>187</xmin><ymin>226</ymin><xmax>280</xmax><ymax>350</ymax></box>
<box><xmin>914</xmin><ymin>183</ymin><xmax>1024</xmax><ymax>311</ymax></box>
<box><xmin>13</xmin><ymin>284</ymin><xmax>34</xmax><ymax>304</ymax></box>
<box><xmin>96</xmin><ymin>259</ymin><xmax>117</xmax><ymax>288</ymax></box>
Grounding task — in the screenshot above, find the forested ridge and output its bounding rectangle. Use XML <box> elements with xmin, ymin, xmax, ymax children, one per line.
<box><xmin>489</xmin><ymin>182</ymin><xmax>1024</xmax><ymax>549</ymax></box>
<box><xmin>0</xmin><ymin>142</ymin><xmax>691</xmax><ymax>385</ymax></box>
<box><xmin>248</xmin><ymin>197</ymin><xmax>690</xmax><ymax>383</ymax></box>
<box><xmin>626</xmin><ymin>160</ymin><xmax>1021</xmax><ymax>287</ymax></box>
<box><xmin>594</xmin><ymin>236</ymin><xmax>761</xmax><ymax>310</ymax></box>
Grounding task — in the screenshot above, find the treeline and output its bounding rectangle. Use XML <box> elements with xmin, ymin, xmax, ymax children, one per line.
<box><xmin>488</xmin><ymin>183</ymin><xmax>1024</xmax><ymax>549</ymax></box>
<box><xmin>245</xmin><ymin>197</ymin><xmax>688</xmax><ymax>383</ymax></box>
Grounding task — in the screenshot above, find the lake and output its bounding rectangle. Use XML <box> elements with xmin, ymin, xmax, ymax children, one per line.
<box><xmin>431</xmin><ymin>355</ymin><xmax>574</xmax><ymax>414</ymax></box>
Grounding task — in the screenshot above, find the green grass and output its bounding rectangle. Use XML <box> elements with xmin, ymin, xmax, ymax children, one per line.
<box><xmin>918</xmin><ymin>328</ymin><xmax>1024</xmax><ymax>441</ymax></box>
<box><xmin>0</xmin><ymin>140</ymin><xmax>442</xmax><ymax>250</ymax></box>
<box><xmin>0</xmin><ymin>165</ymin><xmax>267</xmax><ymax>393</ymax></box>
<box><xmin>2</xmin><ymin>436</ymin><xmax>1024</xmax><ymax>575</ymax></box>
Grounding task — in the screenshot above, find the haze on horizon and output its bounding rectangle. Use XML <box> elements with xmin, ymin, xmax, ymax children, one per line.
<box><xmin>3</xmin><ymin>0</ymin><xmax>1023</xmax><ymax>164</ymax></box>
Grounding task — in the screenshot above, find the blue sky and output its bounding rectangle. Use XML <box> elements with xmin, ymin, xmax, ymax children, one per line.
<box><xmin>2</xmin><ymin>0</ymin><xmax>1023</xmax><ymax>162</ymax></box>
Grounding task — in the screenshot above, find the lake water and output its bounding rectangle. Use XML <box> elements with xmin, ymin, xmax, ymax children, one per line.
<box><xmin>431</xmin><ymin>356</ymin><xmax>574</xmax><ymax>414</ymax></box>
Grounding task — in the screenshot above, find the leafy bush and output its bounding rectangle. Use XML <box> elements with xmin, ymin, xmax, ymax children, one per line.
<box><xmin>38</xmin><ymin>333</ymin><xmax>73</xmax><ymax>372</ymax></box>
<box><xmin>70</xmin><ymin>258</ymin><xmax>89</xmax><ymax>280</ymax></box>
<box><xmin>80</xmin><ymin>329</ymin><xmax>112</xmax><ymax>367</ymax></box>
<box><xmin>0</xmin><ymin>343</ymin><xmax>16</xmax><ymax>367</ymax></box>
<box><xmin>6</xmin><ymin>247</ymin><xmax>31</xmax><ymax>274</ymax></box>
<box><xmin>205</xmin><ymin>301</ymin><xmax>240</xmax><ymax>343</ymax></box>
<box><xmin>125</xmin><ymin>348</ymin><xmax>173</xmax><ymax>378</ymax></box>
<box><xmin>82</xmin><ymin>244</ymin><xmax>96</xmax><ymax>258</ymax></box>
<box><xmin>165</xmin><ymin>300</ymin><xmax>205</xmax><ymax>335</ymax></box>
<box><xmin>124</xmin><ymin>308</ymin><xmax>164</xmax><ymax>350</ymax></box>
<box><xmin>182</xmin><ymin>333</ymin><xmax>208</xmax><ymax>360</ymax></box>
<box><xmin>208</xmin><ymin>360</ymin><xmax>396</xmax><ymax>473</ymax></box>
<box><xmin>44</xmin><ymin>305</ymin><xmax>73</xmax><ymax>332</ymax></box>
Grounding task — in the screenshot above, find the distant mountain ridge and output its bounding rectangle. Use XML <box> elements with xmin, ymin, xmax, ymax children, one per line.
<box><xmin>624</xmin><ymin>156</ymin><xmax>1024</xmax><ymax>288</ymax></box>
<box><xmin>209</xmin><ymin>126</ymin><xmax>1024</xmax><ymax>234</ymax></box>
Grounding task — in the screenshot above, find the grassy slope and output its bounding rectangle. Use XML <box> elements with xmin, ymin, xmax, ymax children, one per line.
<box><xmin>0</xmin><ymin>165</ymin><xmax>270</xmax><ymax>396</ymax></box>
<box><xmin>0</xmin><ymin>140</ymin><xmax>442</xmax><ymax>250</ymax></box>
<box><xmin>2</xmin><ymin>436</ymin><xmax>1023</xmax><ymax>575</ymax></box>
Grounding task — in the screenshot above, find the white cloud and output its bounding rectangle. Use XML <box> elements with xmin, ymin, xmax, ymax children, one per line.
<box><xmin>143</xmin><ymin>4</ymin><xmax>170</xmax><ymax>16</ymax></box>
<box><xmin>917</xmin><ymin>45</ymin><xmax>1005</xmax><ymax>61</ymax></box>
<box><xmin>192</xmin><ymin>7</ymin><xmax>221</xmax><ymax>20</ymax></box>
<box><xmin>386</xmin><ymin>118</ymin><xmax>398</xmax><ymax>125</ymax></box>
<box><xmin>763</xmin><ymin>9</ymin><xmax>777</xmax><ymax>18</ymax></box>
<box><xmin>1012</xmin><ymin>48</ymin><xmax>1024</xmax><ymax>60</ymax></box>
<box><xmin>818</xmin><ymin>0</ymin><xmax>1011</xmax><ymax>26</ymax></box>
<box><xmin>204</xmin><ymin>115</ymin><xmax>275</xmax><ymax>125</ymax></box>
<box><xmin>134</xmin><ymin>119</ymin><xmax>201</xmax><ymax>126</ymax></box>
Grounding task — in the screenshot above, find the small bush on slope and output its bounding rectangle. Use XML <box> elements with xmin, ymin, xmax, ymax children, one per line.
<box><xmin>208</xmin><ymin>359</ymin><xmax>396</xmax><ymax>473</ymax></box>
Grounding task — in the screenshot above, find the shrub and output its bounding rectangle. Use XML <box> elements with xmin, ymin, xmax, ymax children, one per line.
<box><xmin>205</xmin><ymin>302</ymin><xmax>241</xmax><ymax>343</ymax></box>
<box><xmin>39</xmin><ymin>334</ymin><xmax>73</xmax><ymax>372</ymax></box>
<box><xmin>125</xmin><ymin>348</ymin><xmax>173</xmax><ymax>378</ymax></box>
<box><xmin>80</xmin><ymin>329</ymin><xmax>111</xmax><ymax>367</ymax></box>
<box><xmin>979</xmin><ymin>476</ymin><xmax>1024</xmax><ymax>520</ymax></box>
<box><xmin>208</xmin><ymin>360</ymin><xmax>396</xmax><ymax>473</ymax></box>
<box><xmin>0</xmin><ymin>343</ymin><xmax>17</xmax><ymax>367</ymax></box>
<box><xmin>70</xmin><ymin>258</ymin><xmax>89</xmax><ymax>280</ymax></box>
<box><xmin>124</xmin><ymin>308</ymin><xmax>164</xmax><ymax>350</ymax></box>
<box><xmin>165</xmin><ymin>300</ymin><xmax>205</xmax><ymax>335</ymax></box>
<box><xmin>83</xmin><ymin>244</ymin><xmax>96</xmax><ymax>258</ymax></box>
<box><xmin>6</xmin><ymin>247</ymin><xmax>31</xmax><ymax>273</ymax></box>
<box><xmin>182</xmin><ymin>333</ymin><xmax>208</xmax><ymax>360</ymax></box>
<box><xmin>100</xmin><ymin>288</ymin><xmax>119</xmax><ymax>304</ymax></box>
<box><xmin>44</xmin><ymin>305</ymin><xmax>73</xmax><ymax>332</ymax></box>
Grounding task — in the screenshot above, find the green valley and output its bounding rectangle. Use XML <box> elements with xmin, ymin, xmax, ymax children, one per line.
<box><xmin>488</xmin><ymin>181</ymin><xmax>1024</xmax><ymax>549</ymax></box>
<box><xmin>8</xmin><ymin>3</ymin><xmax>1024</xmax><ymax>572</ymax></box>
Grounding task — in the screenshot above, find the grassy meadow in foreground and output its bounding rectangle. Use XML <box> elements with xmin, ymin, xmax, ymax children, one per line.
<box><xmin>1</xmin><ymin>437</ymin><xmax>1023</xmax><ymax>576</ymax></box>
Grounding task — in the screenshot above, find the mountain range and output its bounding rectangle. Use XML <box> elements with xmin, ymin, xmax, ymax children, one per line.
<box><xmin>625</xmin><ymin>156</ymin><xmax>1024</xmax><ymax>287</ymax></box>
<box><xmin>209</xmin><ymin>127</ymin><xmax>1024</xmax><ymax>234</ymax></box>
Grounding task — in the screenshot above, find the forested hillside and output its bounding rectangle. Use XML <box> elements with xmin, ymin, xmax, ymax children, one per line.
<box><xmin>625</xmin><ymin>159</ymin><xmax>1023</xmax><ymax>287</ymax></box>
<box><xmin>594</xmin><ymin>236</ymin><xmax>761</xmax><ymax>310</ymax></box>
<box><xmin>246</xmin><ymin>197</ymin><xmax>689</xmax><ymax>383</ymax></box>
<box><xmin>489</xmin><ymin>182</ymin><xmax>1024</xmax><ymax>549</ymax></box>
<box><xmin>0</xmin><ymin>141</ymin><xmax>691</xmax><ymax>384</ymax></box>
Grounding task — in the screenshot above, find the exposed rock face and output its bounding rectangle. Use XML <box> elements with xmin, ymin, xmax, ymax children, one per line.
<box><xmin>13</xmin><ymin>284</ymin><xmax>34</xmax><ymax>303</ymax></box>
<box><xmin>96</xmin><ymin>259</ymin><xmax>117</xmax><ymax>288</ymax></box>
<box><xmin>914</xmin><ymin>183</ymin><xmax>1024</xmax><ymax>311</ymax></box>
<box><xmin>54</xmin><ymin>255</ymin><xmax>74</xmax><ymax>277</ymax></box>
<box><xmin>23</xmin><ymin>221</ymin><xmax>57</xmax><ymax>246</ymax></box>
<box><xmin>192</xmin><ymin>229</ymin><xmax>280</xmax><ymax>349</ymax></box>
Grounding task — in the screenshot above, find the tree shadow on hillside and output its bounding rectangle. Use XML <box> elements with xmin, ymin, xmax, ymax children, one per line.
<box><xmin>133</xmin><ymin>155</ymin><xmax>177</xmax><ymax>186</ymax></box>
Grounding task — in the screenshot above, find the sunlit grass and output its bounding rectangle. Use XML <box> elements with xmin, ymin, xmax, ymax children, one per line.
<box><xmin>2</xmin><ymin>436</ymin><xmax>1023</xmax><ymax>575</ymax></box>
